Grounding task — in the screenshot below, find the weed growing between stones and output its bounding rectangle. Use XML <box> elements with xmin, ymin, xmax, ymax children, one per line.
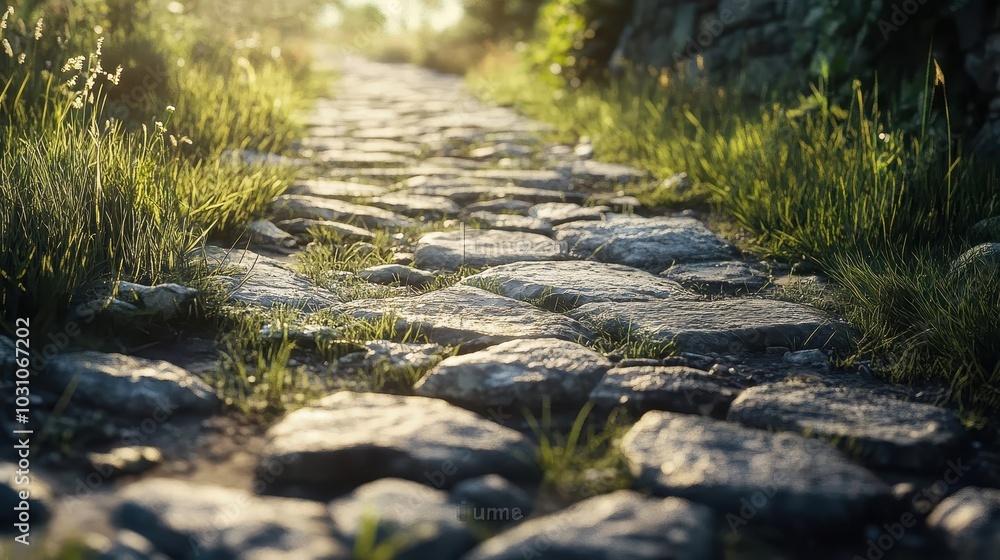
<box><xmin>584</xmin><ymin>322</ymin><xmax>677</xmax><ymax>360</ymax></box>
<box><xmin>473</xmin><ymin>49</ymin><xmax>1000</xmax><ymax>410</ymax></box>
<box><xmin>524</xmin><ymin>400</ymin><xmax>633</xmax><ymax>506</ymax></box>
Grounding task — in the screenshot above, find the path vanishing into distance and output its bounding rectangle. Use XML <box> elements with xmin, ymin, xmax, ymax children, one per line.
<box><xmin>6</xmin><ymin>55</ymin><xmax>1000</xmax><ymax>560</ymax></box>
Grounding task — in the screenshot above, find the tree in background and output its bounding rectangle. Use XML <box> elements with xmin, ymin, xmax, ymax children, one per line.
<box><xmin>460</xmin><ymin>0</ymin><xmax>546</xmax><ymax>42</ymax></box>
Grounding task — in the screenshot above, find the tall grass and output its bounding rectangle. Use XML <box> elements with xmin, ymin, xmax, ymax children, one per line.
<box><xmin>473</xmin><ymin>51</ymin><xmax>1000</xmax><ymax>409</ymax></box>
<box><xmin>1</xmin><ymin>0</ymin><xmax>310</xmax><ymax>328</ymax></box>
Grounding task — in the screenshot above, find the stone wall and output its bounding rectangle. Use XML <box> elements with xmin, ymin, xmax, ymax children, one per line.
<box><xmin>601</xmin><ymin>0</ymin><xmax>1000</xmax><ymax>156</ymax></box>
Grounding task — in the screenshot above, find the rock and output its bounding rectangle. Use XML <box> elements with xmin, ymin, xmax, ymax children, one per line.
<box><xmin>259</xmin><ymin>391</ymin><xmax>540</xmax><ymax>493</ymax></box>
<box><xmin>413</xmin><ymin>230</ymin><xmax>566</xmax><ymax>271</ymax></box>
<box><xmin>88</xmin><ymin>446</ymin><xmax>163</xmax><ymax>478</ymax></box>
<box><xmin>620</xmin><ymin>411</ymin><xmax>893</xmax><ymax>531</ymax></box>
<box><xmin>339</xmin><ymin>285</ymin><xmax>594</xmax><ymax>350</ymax></box>
<box><xmin>726</xmin><ymin>384</ymin><xmax>967</xmax><ymax>472</ymax></box>
<box><xmin>463</xmin><ymin>198</ymin><xmax>534</xmax><ymax>215</ymax></box>
<box><xmin>1</xmin><ymin>461</ymin><xmax>52</xmax><ymax>529</ymax></box>
<box><xmin>570</xmin><ymin>298</ymin><xmax>846</xmax><ymax>355</ymax></box>
<box><xmin>967</xmin><ymin>216</ymin><xmax>1000</xmax><ymax>244</ymax></box>
<box><xmin>247</xmin><ymin>219</ymin><xmax>296</xmax><ymax>248</ymax></box>
<box><xmin>462</xmin><ymin>260</ymin><xmax>691</xmax><ymax>311</ymax></box>
<box><xmin>116</xmin><ymin>282</ymin><xmax>198</xmax><ymax>320</ymax></box>
<box><xmin>467</xmin><ymin>212</ymin><xmax>554</xmax><ymax>235</ymax></box>
<box><xmin>367</xmin><ymin>193</ymin><xmax>461</xmax><ymax>220</ymax></box>
<box><xmin>588</xmin><ymin>194</ymin><xmax>641</xmax><ymax>213</ymax></box>
<box><xmin>273</xmin><ymin>218</ymin><xmax>374</xmax><ymax>242</ymax></box>
<box><xmin>554</xmin><ymin>216</ymin><xmax>733</xmax><ymax>271</ymax></box>
<box><xmin>195</xmin><ymin>246</ymin><xmax>340</xmax><ymax>311</ymax></box>
<box><xmin>466</xmin><ymin>169</ymin><xmax>569</xmax><ymax>190</ymax></box>
<box><xmin>656</xmin><ymin>172</ymin><xmax>694</xmax><ymax>196</ymax></box>
<box><xmin>464</xmin><ymin>491</ymin><xmax>719</xmax><ymax>560</ymax></box>
<box><xmin>260</xmin><ymin>324</ymin><xmax>342</xmax><ymax>347</ymax></box>
<box><xmin>422</xmin><ymin>156</ymin><xmax>488</xmax><ymax>169</ymax></box>
<box><xmin>290</xmin><ymin>179</ymin><xmax>389</xmax><ymax>200</ymax></box>
<box><xmin>222</xmin><ymin>149</ymin><xmax>309</xmax><ymax>167</ymax></box>
<box><xmin>392</xmin><ymin>252</ymin><xmax>415</xmax><ymax>265</ymax></box>
<box><xmin>782</xmin><ymin>349</ymin><xmax>830</xmax><ymax>371</ymax></box>
<box><xmin>407</xmin><ymin>184</ymin><xmax>585</xmax><ymax>205</ymax></box>
<box><xmin>317</xmin><ymin>150</ymin><xmax>414</xmax><ymax>167</ymax></box>
<box><xmin>590</xmin><ymin>366</ymin><xmax>742</xmax><ymax>418</ymax></box>
<box><xmin>329</xmin><ymin>479</ymin><xmax>478</xmax><ymax>560</ymax></box>
<box><xmin>451</xmin><ymin>475</ymin><xmax>534</xmax><ymax>526</ymax></box>
<box><xmin>91</xmin><ymin>530</ymin><xmax>171</xmax><ymax>560</ymax></box>
<box><xmin>926</xmin><ymin>487</ymin><xmax>1000</xmax><ymax>560</ymax></box>
<box><xmin>569</xmin><ymin>160</ymin><xmax>648</xmax><ymax>187</ymax></box>
<box><xmin>344</xmin><ymin>340</ymin><xmax>445</xmax><ymax>372</ymax></box>
<box><xmin>528</xmin><ymin>202</ymin><xmax>608</xmax><ymax>225</ymax></box>
<box><xmin>113</xmin><ymin>479</ymin><xmax>346</xmax><ymax>559</ymax></box>
<box><xmin>45</xmin><ymin>352</ymin><xmax>218</xmax><ymax>418</ymax></box>
<box><xmin>358</xmin><ymin>264</ymin><xmax>438</xmax><ymax>287</ymax></box>
<box><xmin>951</xmin><ymin>242</ymin><xmax>1000</xmax><ymax>276</ymax></box>
<box><xmin>413</xmin><ymin>338</ymin><xmax>611</xmax><ymax>412</ymax></box>
<box><xmin>467</xmin><ymin>144</ymin><xmax>534</xmax><ymax>160</ymax></box>
<box><xmin>661</xmin><ymin>260</ymin><xmax>770</xmax><ymax>295</ymax></box>
<box><xmin>271</xmin><ymin>194</ymin><xmax>415</xmax><ymax>229</ymax></box>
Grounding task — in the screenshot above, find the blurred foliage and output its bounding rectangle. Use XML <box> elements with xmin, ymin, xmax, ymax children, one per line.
<box><xmin>461</xmin><ymin>0</ymin><xmax>545</xmax><ymax>41</ymax></box>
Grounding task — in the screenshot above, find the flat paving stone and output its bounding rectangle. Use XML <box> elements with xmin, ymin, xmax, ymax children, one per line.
<box><xmin>247</xmin><ymin>219</ymin><xmax>296</xmax><ymax>247</ymax></box>
<box><xmin>467</xmin><ymin>143</ymin><xmax>534</xmax><ymax>160</ymax></box>
<box><xmin>258</xmin><ymin>391</ymin><xmax>541</xmax><ymax>493</ymax></box>
<box><xmin>196</xmin><ymin>246</ymin><xmax>341</xmax><ymax>311</ymax></box>
<box><xmin>528</xmin><ymin>202</ymin><xmax>609</xmax><ymax>225</ymax></box>
<box><xmin>335</xmin><ymin>139</ymin><xmax>421</xmax><ymax>155</ymax></box>
<box><xmin>316</xmin><ymin>150</ymin><xmax>414</xmax><ymax>167</ymax></box>
<box><xmin>726</xmin><ymin>384</ymin><xmax>967</xmax><ymax>472</ymax></box>
<box><xmin>590</xmin><ymin>366</ymin><xmax>743</xmax><ymax>418</ymax></box>
<box><xmin>620</xmin><ymin>411</ymin><xmax>894</xmax><ymax>531</ymax></box>
<box><xmin>287</xmin><ymin>179</ymin><xmax>388</xmax><ymax>199</ymax></box>
<box><xmin>46</xmin><ymin>352</ymin><xmax>218</xmax><ymax>419</ymax></box>
<box><xmin>274</xmin><ymin>218</ymin><xmax>375</xmax><ymax>242</ymax></box>
<box><xmin>466</xmin><ymin>212</ymin><xmax>554</xmax><ymax>235</ymax></box>
<box><xmin>422</xmin><ymin>156</ymin><xmax>488</xmax><ymax>169</ymax></box>
<box><xmin>570</xmin><ymin>298</ymin><xmax>847</xmax><ymax>355</ymax></box>
<box><xmin>462</xmin><ymin>198</ymin><xmax>534</xmax><ymax>215</ymax></box>
<box><xmin>570</xmin><ymin>160</ymin><xmax>648</xmax><ymax>187</ymax></box>
<box><xmin>467</xmin><ymin>169</ymin><xmax>569</xmax><ymax>190</ymax></box>
<box><xmin>555</xmin><ymin>216</ymin><xmax>733</xmax><ymax>271</ymax></box>
<box><xmin>413</xmin><ymin>338</ymin><xmax>611</xmax><ymax>412</ymax></box>
<box><xmin>339</xmin><ymin>285</ymin><xmax>594</xmax><ymax>349</ymax></box>
<box><xmin>661</xmin><ymin>260</ymin><xmax>771</xmax><ymax>295</ymax></box>
<box><xmin>357</xmin><ymin>264</ymin><xmax>437</xmax><ymax>287</ymax></box>
<box><xmin>463</xmin><ymin>260</ymin><xmax>691</xmax><ymax>311</ymax></box>
<box><xmin>113</xmin><ymin>479</ymin><xmax>346</xmax><ymax>560</ymax></box>
<box><xmin>413</xmin><ymin>230</ymin><xmax>566</xmax><ymax>271</ymax></box>
<box><xmin>366</xmin><ymin>193</ymin><xmax>461</xmax><ymax>219</ymax></box>
<box><xmin>926</xmin><ymin>487</ymin><xmax>1000</xmax><ymax>560</ymax></box>
<box><xmin>272</xmin><ymin>194</ymin><xmax>415</xmax><ymax>229</ymax></box>
<box><xmin>329</xmin><ymin>479</ymin><xmax>478</xmax><ymax>560</ymax></box>
<box><xmin>407</xmin><ymin>184</ymin><xmax>586</xmax><ymax>206</ymax></box>
<box><xmin>464</xmin><ymin>491</ymin><xmax>719</xmax><ymax>560</ymax></box>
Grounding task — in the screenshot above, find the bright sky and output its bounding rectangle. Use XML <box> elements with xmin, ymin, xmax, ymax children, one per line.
<box><xmin>326</xmin><ymin>0</ymin><xmax>465</xmax><ymax>32</ymax></box>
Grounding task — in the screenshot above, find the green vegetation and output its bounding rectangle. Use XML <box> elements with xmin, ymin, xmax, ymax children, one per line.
<box><xmin>525</xmin><ymin>401</ymin><xmax>633</xmax><ymax>505</ymax></box>
<box><xmin>472</xmin><ymin>48</ymin><xmax>1000</xmax><ymax>410</ymax></box>
<box><xmin>1</xmin><ymin>0</ymin><xmax>316</xmax><ymax>329</ymax></box>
